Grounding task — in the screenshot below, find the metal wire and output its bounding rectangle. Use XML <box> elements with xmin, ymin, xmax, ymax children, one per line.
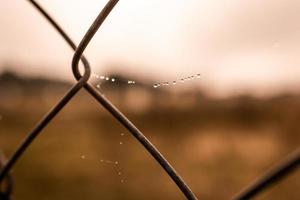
<box><xmin>232</xmin><ymin>148</ymin><xmax>300</xmax><ymax>200</ymax></box>
<box><xmin>0</xmin><ymin>0</ymin><xmax>198</xmax><ymax>199</ymax></box>
<box><xmin>0</xmin><ymin>79</ymin><xmax>88</xmax><ymax>182</ymax></box>
<box><xmin>0</xmin><ymin>0</ymin><xmax>299</xmax><ymax>200</ymax></box>
<box><xmin>0</xmin><ymin>151</ymin><xmax>12</xmax><ymax>200</ymax></box>
<box><xmin>29</xmin><ymin>0</ymin><xmax>198</xmax><ymax>199</ymax></box>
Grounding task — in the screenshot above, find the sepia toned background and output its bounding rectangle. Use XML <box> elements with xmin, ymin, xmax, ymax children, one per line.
<box><xmin>0</xmin><ymin>0</ymin><xmax>300</xmax><ymax>199</ymax></box>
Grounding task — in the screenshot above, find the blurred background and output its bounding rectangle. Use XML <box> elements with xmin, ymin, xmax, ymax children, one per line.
<box><xmin>0</xmin><ymin>0</ymin><xmax>300</xmax><ymax>199</ymax></box>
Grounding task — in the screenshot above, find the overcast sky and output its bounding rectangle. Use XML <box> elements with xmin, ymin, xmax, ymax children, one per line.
<box><xmin>0</xmin><ymin>0</ymin><xmax>299</xmax><ymax>97</ymax></box>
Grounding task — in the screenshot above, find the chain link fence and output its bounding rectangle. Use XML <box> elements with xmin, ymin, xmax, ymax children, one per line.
<box><xmin>0</xmin><ymin>0</ymin><xmax>299</xmax><ymax>199</ymax></box>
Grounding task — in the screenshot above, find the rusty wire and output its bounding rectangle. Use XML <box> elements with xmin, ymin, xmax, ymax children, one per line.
<box><xmin>232</xmin><ymin>147</ymin><xmax>300</xmax><ymax>200</ymax></box>
<box><xmin>0</xmin><ymin>0</ymin><xmax>197</xmax><ymax>199</ymax></box>
<box><xmin>0</xmin><ymin>151</ymin><xmax>12</xmax><ymax>200</ymax></box>
<box><xmin>0</xmin><ymin>1</ymin><xmax>299</xmax><ymax>200</ymax></box>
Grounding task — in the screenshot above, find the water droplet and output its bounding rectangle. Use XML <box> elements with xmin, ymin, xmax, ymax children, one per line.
<box><xmin>106</xmin><ymin>77</ymin><xmax>110</xmax><ymax>81</ymax></box>
<box><xmin>111</xmin><ymin>78</ymin><xmax>115</xmax><ymax>82</ymax></box>
<box><xmin>115</xmin><ymin>161</ymin><xmax>119</xmax><ymax>165</ymax></box>
<box><xmin>121</xmin><ymin>133</ymin><xmax>125</xmax><ymax>136</ymax></box>
<box><xmin>121</xmin><ymin>179</ymin><xmax>124</xmax><ymax>183</ymax></box>
<box><xmin>119</xmin><ymin>142</ymin><xmax>123</xmax><ymax>145</ymax></box>
<box><xmin>118</xmin><ymin>172</ymin><xmax>122</xmax><ymax>176</ymax></box>
<box><xmin>152</xmin><ymin>73</ymin><xmax>200</xmax><ymax>89</ymax></box>
<box><xmin>100</xmin><ymin>76</ymin><xmax>105</xmax><ymax>80</ymax></box>
<box><xmin>81</xmin><ymin>155</ymin><xmax>86</xmax><ymax>159</ymax></box>
<box><xmin>96</xmin><ymin>84</ymin><xmax>101</xmax><ymax>88</ymax></box>
<box><xmin>132</xmin><ymin>81</ymin><xmax>136</xmax><ymax>84</ymax></box>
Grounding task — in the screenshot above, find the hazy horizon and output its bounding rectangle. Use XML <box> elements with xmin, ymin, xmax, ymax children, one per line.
<box><xmin>1</xmin><ymin>0</ymin><xmax>300</xmax><ymax>97</ymax></box>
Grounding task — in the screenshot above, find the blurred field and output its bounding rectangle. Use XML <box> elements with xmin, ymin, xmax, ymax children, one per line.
<box><xmin>0</xmin><ymin>71</ymin><xmax>299</xmax><ymax>200</ymax></box>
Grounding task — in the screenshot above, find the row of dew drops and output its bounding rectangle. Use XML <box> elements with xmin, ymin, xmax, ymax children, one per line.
<box><xmin>153</xmin><ymin>73</ymin><xmax>201</xmax><ymax>88</ymax></box>
<box><xmin>92</xmin><ymin>73</ymin><xmax>201</xmax><ymax>89</ymax></box>
<box><xmin>0</xmin><ymin>73</ymin><xmax>201</xmax><ymax>185</ymax></box>
<box><xmin>80</xmin><ymin>133</ymin><xmax>126</xmax><ymax>183</ymax></box>
<box><xmin>81</xmin><ymin>73</ymin><xmax>201</xmax><ymax>183</ymax></box>
<box><xmin>92</xmin><ymin>74</ymin><xmax>135</xmax><ymax>89</ymax></box>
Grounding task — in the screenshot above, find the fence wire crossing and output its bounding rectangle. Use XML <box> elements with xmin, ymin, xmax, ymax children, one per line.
<box><xmin>0</xmin><ymin>0</ymin><xmax>299</xmax><ymax>200</ymax></box>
